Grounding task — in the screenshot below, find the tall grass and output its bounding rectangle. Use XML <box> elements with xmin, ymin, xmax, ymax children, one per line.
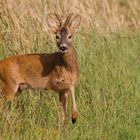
<box><xmin>0</xmin><ymin>0</ymin><xmax>140</xmax><ymax>140</ymax></box>
<box><xmin>0</xmin><ymin>0</ymin><xmax>140</xmax><ymax>55</ymax></box>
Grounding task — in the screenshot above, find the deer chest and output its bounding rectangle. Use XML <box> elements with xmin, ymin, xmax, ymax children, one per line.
<box><xmin>48</xmin><ymin>66</ymin><xmax>77</xmax><ymax>91</ymax></box>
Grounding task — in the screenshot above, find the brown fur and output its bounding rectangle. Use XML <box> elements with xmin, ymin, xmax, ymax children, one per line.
<box><xmin>0</xmin><ymin>14</ymin><xmax>81</xmax><ymax>124</ymax></box>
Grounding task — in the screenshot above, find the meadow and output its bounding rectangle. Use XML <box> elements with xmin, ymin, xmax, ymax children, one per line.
<box><xmin>0</xmin><ymin>0</ymin><xmax>140</xmax><ymax>139</ymax></box>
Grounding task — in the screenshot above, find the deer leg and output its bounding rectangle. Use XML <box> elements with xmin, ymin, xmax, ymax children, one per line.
<box><xmin>2</xmin><ymin>82</ymin><xmax>19</xmax><ymax>101</ymax></box>
<box><xmin>59</xmin><ymin>91</ymin><xmax>69</xmax><ymax>125</ymax></box>
<box><xmin>70</xmin><ymin>86</ymin><xmax>78</xmax><ymax>124</ymax></box>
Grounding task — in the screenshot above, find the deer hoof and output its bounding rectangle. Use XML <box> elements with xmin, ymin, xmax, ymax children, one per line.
<box><xmin>71</xmin><ymin>111</ymin><xmax>77</xmax><ymax>124</ymax></box>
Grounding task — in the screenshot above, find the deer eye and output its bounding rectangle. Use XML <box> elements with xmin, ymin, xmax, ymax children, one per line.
<box><xmin>68</xmin><ymin>35</ymin><xmax>72</xmax><ymax>39</ymax></box>
<box><xmin>56</xmin><ymin>35</ymin><xmax>60</xmax><ymax>39</ymax></box>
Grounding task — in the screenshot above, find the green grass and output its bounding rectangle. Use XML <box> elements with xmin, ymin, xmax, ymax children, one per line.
<box><xmin>0</xmin><ymin>30</ymin><xmax>140</xmax><ymax>140</ymax></box>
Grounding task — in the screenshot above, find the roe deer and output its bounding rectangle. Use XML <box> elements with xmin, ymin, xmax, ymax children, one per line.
<box><xmin>0</xmin><ymin>14</ymin><xmax>81</xmax><ymax>124</ymax></box>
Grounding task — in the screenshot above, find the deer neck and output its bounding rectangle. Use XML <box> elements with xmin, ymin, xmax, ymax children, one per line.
<box><xmin>62</xmin><ymin>45</ymin><xmax>78</xmax><ymax>72</ymax></box>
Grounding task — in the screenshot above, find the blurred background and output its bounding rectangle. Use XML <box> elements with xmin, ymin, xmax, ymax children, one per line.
<box><xmin>0</xmin><ymin>0</ymin><xmax>140</xmax><ymax>140</ymax></box>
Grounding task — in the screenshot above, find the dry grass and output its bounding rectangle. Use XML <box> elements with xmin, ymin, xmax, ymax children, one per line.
<box><xmin>0</xmin><ymin>0</ymin><xmax>140</xmax><ymax>55</ymax></box>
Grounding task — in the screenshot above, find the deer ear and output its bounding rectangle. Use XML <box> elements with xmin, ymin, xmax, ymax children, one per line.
<box><xmin>70</xmin><ymin>15</ymin><xmax>81</xmax><ymax>32</ymax></box>
<box><xmin>47</xmin><ymin>17</ymin><xmax>58</xmax><ymax>33</ymax></box>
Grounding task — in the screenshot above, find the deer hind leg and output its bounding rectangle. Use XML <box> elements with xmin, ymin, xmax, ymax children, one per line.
<box><xmin>70</xmin><ymin>86</ymin><xmax>78</xmax><ymax>124</ymax></box>
<box><xmin>59</xmin><ymin>91</ymin><xmax>69</xmax><ymax>125</ymax></box>
<box><xmin>2</xmin><ymin>82</ymin><xmax>19</xmax><ymax>101</ymax></box>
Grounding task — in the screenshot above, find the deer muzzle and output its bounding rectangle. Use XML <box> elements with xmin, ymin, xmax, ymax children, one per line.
<box><xmin>59</xmin><ymin>44</ymin><xmax>67</xmax><ymax>52</ymax></box>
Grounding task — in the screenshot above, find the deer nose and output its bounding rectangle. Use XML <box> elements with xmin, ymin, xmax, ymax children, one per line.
<box><xmin>60</xmin><ymin>44</ymin><xmax>67</xmax><ymax>52</ymax></box>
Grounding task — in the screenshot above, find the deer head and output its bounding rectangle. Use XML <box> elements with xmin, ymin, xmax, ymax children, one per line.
<box><xmin>47</xmin><ymin>13</ymin><xmax>81</xmax><ymax>53</ymax></box>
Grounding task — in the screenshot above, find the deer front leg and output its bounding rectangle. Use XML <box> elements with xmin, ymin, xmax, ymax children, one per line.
<box><xmin>59</xmin><ymin>91</ymin><xmax>69</xmax><ymax>125</ymax></box>
<box><xmin>70</xmin><ymin>86</ymin><xmax>78</xmax><ymax>124</ymax></box>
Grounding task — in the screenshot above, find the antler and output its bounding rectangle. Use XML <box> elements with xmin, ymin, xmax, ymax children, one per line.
<box><xmin>64</xmin><ymin>13</ymin><xmax>74</xmax><ymax>27</ymax></box>
<box><xmin>54</xmin><ymin>12</ymin><xmax>62</xmax><ymax>27</ymax></box>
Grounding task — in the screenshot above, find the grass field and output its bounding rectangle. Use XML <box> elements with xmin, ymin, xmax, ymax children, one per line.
<box><xmin>0</xmin><ymin>0</ymin><xmax>140</xmax><ymax>140</ymax></box>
